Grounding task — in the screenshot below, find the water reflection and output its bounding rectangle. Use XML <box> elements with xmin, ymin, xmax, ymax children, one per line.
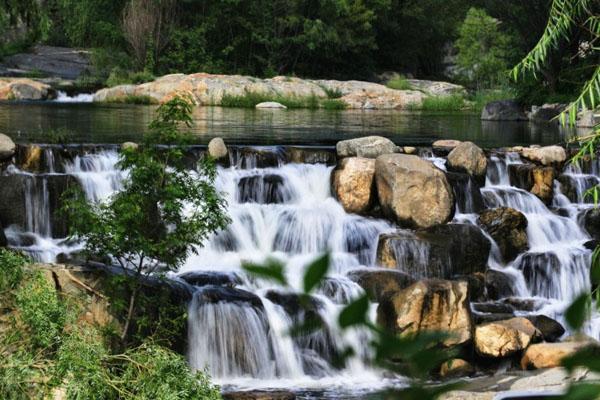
<box><xmin>0</xmin><ymin>102</ymin><xmax>582</xmax><ymax>146</ymax></box>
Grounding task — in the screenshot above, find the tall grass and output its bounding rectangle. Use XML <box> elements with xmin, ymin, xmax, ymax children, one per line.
<box><xmin>410</xmin><ymin>94</ymin><xmax>467</xmax><ymax>111</ymax></box>
<box><xmin>220</xmin><ymin>90</ymin><xmax>346</xmax><ymax>109</ymax></box>
<box><xmin>104</xmin><ymin>95</ymin><xmax>158</xmax><ymax>105</ymax></box>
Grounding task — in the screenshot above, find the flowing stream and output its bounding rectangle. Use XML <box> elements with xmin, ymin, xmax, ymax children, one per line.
<box><xmin>3</xmin><ymin>144</ymin><xmax>600</xmax><ymax>394</ymax></box>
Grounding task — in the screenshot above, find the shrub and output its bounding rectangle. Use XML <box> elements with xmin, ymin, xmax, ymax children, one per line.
<box><xmin>0</xmin><ymin>249</ymin><xmax>28</xmax><ymax>292</ymax></box>
<box><xmin>15</xmin><ymin>272</ymin><xmax>66</xmax><ymax>349</ymax></box>
<box><xmin>387</xmin><ymin>75</ymin><xmax>413</xmax><ymax>90</ymax></box>
<box><xmin>321</xmin><ymin>99</ymin><xmax>347</xmax><ymax>110</ymax></box>
<box><xmin>106</xmin><ymin>67</ymin><xmax>155</xmax><ymax>87</ymax></box>
<box><xmin>321</xmin><ymin>86</ymin><xmax>343</xmax><ymax>99</ymax></box>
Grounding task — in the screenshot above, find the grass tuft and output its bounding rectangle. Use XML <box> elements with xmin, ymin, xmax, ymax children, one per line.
<box><xmin>104</xmin><ymin>95</ymin><xmax>158</xmax><ymax>105</ymax></box>
<box><xmin>410</xmin><ymin>94</ymin><xmax>467</xmax><ymax>111</ymax></box>
<box><xmin>220</xmin><ymin>90</ymin><xmax>344</xmax><ymax>110</ymax></box>
<box><xmin>386</xmin><ymin>75</ymin><xmax>413</xmax><ymax>91</ymax></box>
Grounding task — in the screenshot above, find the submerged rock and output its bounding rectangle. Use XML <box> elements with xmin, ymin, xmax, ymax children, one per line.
<box><xmin>447</xmin><ymin>141</ymin><xmax>487</xmax><ymax>184</ymax></box>
<box><xmin>478</xmin><ymin>207</ymin><xmax>528</xmax><ymax>262</ymax></box>
<box><xmin>475</xmin><ymin>317</ymin><xmax>541</xmax><ymax>358</ymax></box>
<box><xmin>375</xmin><ymin>154</ymin><xmax>454</xmax><ymax>228</ymax></box>
<box><xmin>377</xmin><ymin>279</ymin><xmax>472</xmax><ymax>347</ymax></box>
<box><xmin>0</xmin><ymin>133</ymin><xmax>16</xmax><ymax>160</ymax></box>
<box><xmin>336</xmin><ymin>136</ymin><xmax>397</xmax><ymax>158</ymax></box>
<box><xmin>347</xmin><ymin>268</ymin><xmax>415</xmax><ymax>302</ymax></box>
<box><xmin>376</xmin><ymin>224</ymin><xmax>490</xmax><ymax>279</ymax></box>
<box><xmin>481</xmin><ymin>100</ymin><xmax>527</xmax><ymax>121</ymax></box>
<box><xmin>332</xmin><ymin>157</ymin><xmax>376</xmax><ymax>214</ymax></box>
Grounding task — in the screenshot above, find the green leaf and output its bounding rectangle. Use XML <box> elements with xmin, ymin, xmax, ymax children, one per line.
<box><xmin>557</xmin><ymin>383</ymin><xmax>600</xmax><ymax>400</ymax></box>
<box><xmin>242</xmin><ymin>259</ymin><xmax>287</xmax><ymax>286</ymax></box>
<box><xmin>303</xmin><ymin>253</ymin><xmax>329</xmax><ymax>293</ymax></box>
<box><xmin>591</xmin><ymin>247</ymin><xmax>600</xmax><ymax>285</ymax></box>
<box><xmin>339</xmin><ymin>295</ymin><xmax>369</xmax><ymax>328</ymax></box>
<box><xmin>562</xmin><ymin>347</ymin><xmax>600</xmax><ymax>372</ymax></box>
<box><xmin>565</xmin><ymin>294</ymin><xmax>591</xmax><ymax>330</ymax></box>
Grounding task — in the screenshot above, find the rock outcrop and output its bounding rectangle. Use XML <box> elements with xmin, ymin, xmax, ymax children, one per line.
<box><xmin>0</xmin><ymin>78</ymin><xmax>55</xmax><ymax>101</ymax></box>
<box><xmin>478</xmin><ymin>207</ymin><xmax>528</xmax><ymax>262</ymax></box>
<box><xmin>332</xmin><ymin>157</ymin><xmax>376</xmax><ymax>214</ymax></box>
<box><xmin>377</xmin><ymin>224</ymin><xmax>490</xmax><ymax>279</ymax></box>
<box><xmin>375</xmin><ymin>154</ymin><xmax>454</xmax><ymax>228</ymax></box>
<box><xmin>94</xmin><ymin>73</ymin><xmax>427</xmax><ymax>109</ymax></box>
<box><xmin>336</xmin><ymin>136</ymin><xmax>397</xmax><ymax>158</ymax></box>
<box><xmin>447</xmin><ymin>141</ymin><xmax>487</xmax><ymax>184</ymax></box>
<box><xmin>0</xmin><ymin>133</ymin><xmax>16</xmax><ymax>160</ymax></box>
<box><xmin>475</xmin><ymin>317</ymin><xmax>541</xmax><ymax>358</ymax></box>
<box><xmin>481</xmin><ymin>100</ymin><xmax>527</xmax><ymax>121</ymax></box>
<box><xmin>377</xmin><ymin>279</ymin><xmax>472</xmax><ymax>347</ymax></box>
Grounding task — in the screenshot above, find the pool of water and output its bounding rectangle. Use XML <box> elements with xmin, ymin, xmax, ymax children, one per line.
<box><xmin>0</xmin><ymin>101</ymin><xmax>582</xmax><ymax>147</ymax></box>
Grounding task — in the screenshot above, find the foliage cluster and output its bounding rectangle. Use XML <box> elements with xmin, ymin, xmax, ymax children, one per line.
<box><xmin>386</xmin><ymin>75</ymin><xmax>413</xmax><ymax>91</ymax></box>
<box><xmin>0</xmin><ymin>249</ymin><xmax>221</xmax><ymax>399</ymax></box>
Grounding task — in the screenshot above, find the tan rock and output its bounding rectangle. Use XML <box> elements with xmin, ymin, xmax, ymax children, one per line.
<box><xmin>432</xmin><ymin>139</ymin><xmax>462</xmax><ymax>155</ymax></box>
<box><xmin>521</xmin><ymin>341</ymin><xmax>591</xmax><ymax>370</ymax></box>
<box><xmin>377</xmin><ymin>279</ymin><xmax>472</xmax><ymax>347</ymax></box>
<box><xmin>521</xmin><ymin>145</ymin><xmax>566</xmax><ymax>166</ymax></box>
<box><xmin>478</xmin><ymin>207</ymin><xmax>528</xmax><ymax>262</ymax></box>
<box><xmin>0</xmin><ymin>133</ymin><xmax>16</xmax><ymax>160</ymax></box>
<box><xmin>403</xmin><ymin>146</ymin><xmax>417</xmax><ymax>154</ymax></box>
<box><xmin>375</xmin><ymin>154</ymin><xmax>454</xmax><ymax>228</ymax></box>
<box><xmin>475</xmin><ymin>317</ymin><xmax>541</xmax><ymax>358</ymax></box>
<box><xmin>20</xmin><ymin>145</ymin><xmax>43</xmax><ymax>172</ymax></box>
<box><xmin>447</xmin><ymin>141</ymin><xmax>487</xmax><ymax>181</ymax></box>
<box><xmin>440</xmin><ymin>358</ymin><xmax>474</xmax><ymax>378</ymax></box>
<box><xmin>531</xmin><ymin>167</ymin><xmax>555</xmax><ymax>203</ymax></box>
<box><xmin>208</xmin><ymin>137</ymin><xmax>228</xmax><ymax>159</ymax></box>
<box><xmin>332</xmin><ymin>157</ymin><xmax>376</xmax><ymax>214</ymax></box>
<box><xmin>0</xmin><ymin>78</ymin><xmax>54</xmax><ymax>101</ymax></box>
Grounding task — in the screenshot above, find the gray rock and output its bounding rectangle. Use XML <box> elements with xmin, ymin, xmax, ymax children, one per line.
<box><xmin>255</xmin><ymin>101</ymin><xmax>287</xmax><ymax>109</ymax></box>
<box><xmin>208</xmin><ymin>137</ymin><xmax>228</xmax><ymax>160</ymax></box>
<box><xmin>478</xmin><ymin>207</ymin><xmax>528</xmax><ymax>262</ymax></box>
<box><xmin>447</xmin><ymin>141</ymin><xmax>487</xmax><ymax>183</ymax></box>
<box><xmin>529</xmin><ymin>104</ymin><xmax>565</xmax><ymax>122</ymax></box>
<box><xmin>481</xmin><ymin>100</ymin><xmax>527</xmax><ymax>121</ymax></box>
<box><xmin>0</xmin><ymin>45</ymin><xmax>92</xmax><ymax>80</ymax></box>
<box><xmin>336</xmin><ymin>136</ymin><xmax>397</xmax><ymax>158</ymax></box>
<box><xmin>577</xmin><ymin>110</ymin><xmax>598</xmax><ymax>128</ymax></box>
<box><xmin>347</xmin><ymin>268</ymin><xmax>415</xmax><ymax>302</ymax></box>
<box><xmin>485</xmin><ymin>269</ymin><xmax>517</xmax><ymax>300</ymax></box>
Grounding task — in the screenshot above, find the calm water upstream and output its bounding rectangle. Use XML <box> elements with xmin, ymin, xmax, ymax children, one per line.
<box><xmin>0</xmin><ymin>101</ymin><xmax>582</xmax><ymax>147</ymax></box>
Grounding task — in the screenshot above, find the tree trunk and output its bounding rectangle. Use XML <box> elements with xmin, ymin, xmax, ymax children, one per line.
<box><xmin>120</xmin><ymin>285</ymin><xmax>139</xmax><ymax>341</ymax></box>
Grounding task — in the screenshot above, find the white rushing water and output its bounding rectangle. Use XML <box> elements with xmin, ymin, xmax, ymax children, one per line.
<box><xmin>53</xmin><ymin>91</ymin><xmax>95</xmax><ymax>103</ymax></box>
<box><xmin>4</xmin><ymin>145</ymin><xmax>600</xmax><ymax>391</ymax></box>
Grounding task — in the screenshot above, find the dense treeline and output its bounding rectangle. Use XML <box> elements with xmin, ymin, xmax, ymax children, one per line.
<box><xmin>0</xmin><ymin>0</ymin><xmax>597</xmax><ymax>102</ymax></box>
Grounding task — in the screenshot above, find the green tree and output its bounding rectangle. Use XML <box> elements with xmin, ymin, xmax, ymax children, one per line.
<box><xmin>62</xmin><ymin>96</ymin><xmax>229</xmax><ymax>341</ymax></box>
<box><xmin>455</xmin><ymin>7</ymin><xmax>514</xmax><ymax>89</ymax></box>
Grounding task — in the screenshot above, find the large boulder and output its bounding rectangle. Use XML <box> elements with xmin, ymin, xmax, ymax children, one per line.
<box><xmin>525</xmin><ymin>315</ymin><xmax>565</xmax><ymax>342</ymax></box>
<box><xmin>478</xmin><ymin>207</ymin><xmax>528</xmax><ymax>262</ymax></box>
<box><xmin>375</xmin><ymin>154</ymin><xmax>454</xmax><ymax>228</ymax></box>
<box><xmin>481</xmin><ymin>100</ymin><xmax>527</xmax><ymax>121</ymax></box>
<box><xmin>376</xmin><ymin>224</ymin><xmax>490</xmax><ymax>279</ymax></box>
<box><xmin>474</xmin><ymin>317</ymin><xmax>541</xmax><ymax>358</ymax></box>
<box><xmin>520</xmin><ymin>145</ymin><xmax>566</xmax><ymax>166</ymax></box>
<box><xmin>377</xmin><ymin>279</ymin><xmax>472</xmax><ymax>347</ymax></box>
<box><xmin>332</xmin><ymin>157</ymin><xmax>376</xmax><ymax>214</ymax></box>
<box><xmin>0</xmin><ymin>133</ymin><xmax>16</xmax><ymax>160</ymax></box>
<box><xmin>521</xmin><ymin>341</ymin><xmax>596</xmax><ymax>370</ymax></box>
<box><xmin>347</xmin><ymin>268</ymin><xmax>415</xmax><ymax>302</ymax></box>
<box><xmin>447</xmin><ymin>141</ymin><xmax>487</xmax><ymax>184</ymax></box>
<box><xmin>336</xmin><ymin>136</ymin><xmax>397</xmax><ymax>158</ymax></box>
<box><xmin>0</xmin><ymin>78</ymin><xmax>55</xmax><ymax>101</ymax></box>
<box><xmin>485</xmin><ymin>269</ymin><xmax>517</xmax><ymax>300</ymax></box>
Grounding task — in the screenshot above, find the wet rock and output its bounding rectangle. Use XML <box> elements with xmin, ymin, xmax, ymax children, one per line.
<box><xmin>501</xmin><ymin>297</ymin><xmax>545</xmax><ymax>313</ymax></box>
<box><xmin>208</xmin><ymin>137</ymin><xmax>228</xmax><ymax>160</ymax></box>
<box><xmin>514</xmin><ymin>252</ymin><xmax>563</xmax><ymax>298</ymax></box>
<box><xmin>0</xmin><ymin>174</ymin><xmax>28</xmax><ymax>229</ymax></box>
<box><xmin>0</xmin><ymin>133</ymin><xmax>16</xmax><ymax>160</ymax></box>
<box><xmin>472</xmin><ymin>302</ymin><xmax>515</xmax><ymax>315</ymax></box>
<box><xmin>529</xmin><ymin>104</ymin><xmax>565</xmax><ymax>122</ymax></box>
<box><xmin>256</xmin><ymin>101</ymin><xmax>287</xmax><ymax>109</ymax></box>
<box><xmin>558</xmin><ymin>173</ymin><xmax>597</xmax><ymax>203</ymax></box>
<box><xmin>485</xmin><ymin>269</ymin><xmax>517</xmax><ymax>300</ymax></box>
<box><xmin>432</xmin><ymin>139</ymin><xmax>461</xmax><ymax>156</ymax></box>
<box><xmin>446</xmin><ymin>172</ymin><xmax>485</xmax><ymax>214</ymax></box>
<box><xmin>178</xmin><ymin>271</ymin><xmax>241</xmax><ymax>287</ymax></box>
<box><xmin>439</xmin><ymin>358</ymin><xmax>474</xmax><ymax>379</ymax></box>
<box><xmin>447</xmin><ymin>141</ymin><xmax>487</xmax><ymax>184</ymax></box>
<box><xmin>196</xmin><ymin>286</ymin><xmax>263</xmax><ymax>309</ymax></box>
<box><xmin>375</xmin><ymin>154</ymin><xmax>454</xmax><ymax>228</ymax></box>
<box><xmin>525</xmin><ymin>315</ymin><xmax>565</xmax><ymax>342</ymax></box>
<box><xmin>521</xmin><ymin>145</ymin><xmax>566</xmax><ymax>166</ymax></box>
<box><xmin>377</xmin><ymin>279</ymin><xmax>472</xmax><ymax>347</ymax></box>
<box><xmin>478</xmin><ymin>207</ymin><xmax>528</xmax><ymax>262</ymax></box>
<box><xmin>481</xmin><ymin>100</ymin><xmax>527</xmax><ymax>121</ymax></box>
<box><xmin>473</xmin><ymin>312</ymin><xmax>515</xmax><ymax>325</ymax></box>
<box><xmin>508</xmin><ymin>164</ymin><xmax>555</xmax><ymax>204</ymax></box>
<box><xmin>336</xmin><ymin>136</ymin><xmax>397</xmax><ymax>158</ymax></box>
<box><xmin>233</xmin><ymin>147</ymin><xmax>281</xmax><ymax>168</ymax></box>
<box><xmin>347</xmin><ymin>268</ymin><xmax>415</xmax><ymax>302</ymax></box>
<box><xmin>19</xmin><ymin>144</ymin><xmax>43</xmax><ymax>172</ymax></box>
<box><xmin>223</xmin><ymin>390</ymin><xmax>296</xmax><ymax>400</ymax></box>
<box><xmin>265</xmin><ymin>290</ymin><xmax>323</xmax><ymax>320</ymax></box>
<box><xmin>521</xmin><ymin>341</ymin><xmax>597</xmax><ymax>370</ymax></box>
<box><xmin>376</xmin><ymin>224</ymin><xmax>490</xmax><ymax>279</ymax></box>
<box><xmin>580</xmin><ymin>207</ymin><xmax>600</xmax><ymax>240</ymax></box>
<box><xmin>475</xmin><ymin>317</ymin><xmax>541</xmax><ymax>358</ymax></box>
<box><xmin>285</xmin><ymin>147</ymin><xmax>336</xmax><ymax>165</ymax></box>
<box><xmin>238</xmin><ymin>174</ymin><xmax>288</xmax><ymax>204</ymax></box>
<box><xmin>332</xmin><ymin>157</ymin><xmax>376</xmax><ymax>214</ymax></box>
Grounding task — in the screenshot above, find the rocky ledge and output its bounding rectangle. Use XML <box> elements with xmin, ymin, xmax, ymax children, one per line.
<box><xmin>93</xmin><ymin>73</ymin><xmax>464</xmax><ymax>109</ymax></box>
<box><xmin>0</xmin><ymin>78</ymin><xmax>56</xmax><ymax>101</ymax></box>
